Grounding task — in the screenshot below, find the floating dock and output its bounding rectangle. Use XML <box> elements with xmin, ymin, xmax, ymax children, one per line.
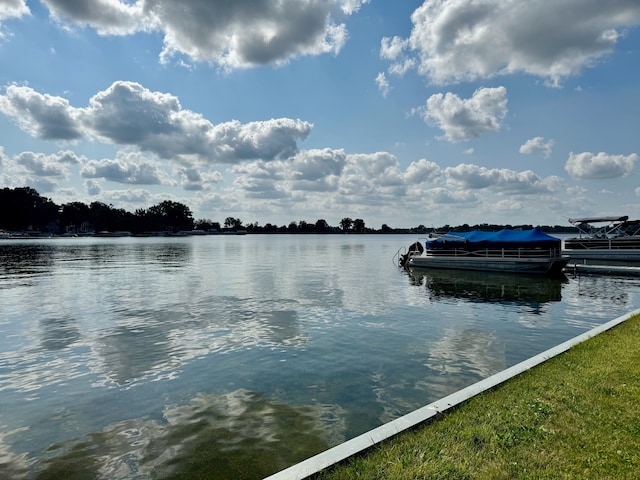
<box><xmin>564</xmin><ymin>263</ymin><xmax>640</xmax><ymax>276</ymax></box>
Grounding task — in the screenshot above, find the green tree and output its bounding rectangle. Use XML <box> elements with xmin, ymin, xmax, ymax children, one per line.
<box><xmin>315</xmin><ymin>219</ymin><xmax>329</xmax><ymax>233</ymax></box>
<box><xmin>0</xmin><ymin>187</ymin><xmax>58</xmax><ymax>231</ymax></box>
<box><xmin>148</xmin><ymin>200</ymin><xmax>194</xmax><ymax>232</ymax></box>
<box><xmin>340</xmin><ymin>217</ymin><xmax>353</xmax><ymax>232</ymax></box>
<box><xmin>60</xmin><ymin>202</ymin><xmax>91</xmax><ymax>233</ymax></box>
<box><xmin>353</xmin><ymin>218</ymin><xmax>365</xmax><ymax>233</ymax></box>
<box><xmin>224</xmin><ymin>217</ymin><xmax>243</xmax><ymax>230</ymax></box>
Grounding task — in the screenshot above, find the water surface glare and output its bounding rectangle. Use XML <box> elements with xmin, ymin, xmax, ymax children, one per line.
<box><xmin>1</xmin><ymin>235</ymin><xmax>640</xmax><ymax>479</ymax></box>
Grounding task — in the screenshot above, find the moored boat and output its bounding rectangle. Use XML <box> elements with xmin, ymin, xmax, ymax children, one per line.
<box><xmin>397</xmin><ymin>229</ymin><xmax>568</xmax><ymax>276</ymax></box>
<box><xmin>562</xmin><ymin>216</ymin><xmax>640</xmax><ymax>264</ymax></box>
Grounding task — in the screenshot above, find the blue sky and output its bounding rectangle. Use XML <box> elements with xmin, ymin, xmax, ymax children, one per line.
<box><xmin>0</xmin><ymin>0</ymin><xmax>639</xmax><ymax>229</ymax></box>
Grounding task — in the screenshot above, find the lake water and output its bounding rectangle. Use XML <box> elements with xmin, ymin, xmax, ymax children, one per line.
<box><xmin>2</xmin><ymin>235</ymin><xmax>640</xmax><ymax>479</ymax></box>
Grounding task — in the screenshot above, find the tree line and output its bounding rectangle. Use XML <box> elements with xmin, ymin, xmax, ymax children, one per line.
<box><xmin>0</xmin><ymin>187</ymin><xmax>577</xmax><ymax>236</ymax></box>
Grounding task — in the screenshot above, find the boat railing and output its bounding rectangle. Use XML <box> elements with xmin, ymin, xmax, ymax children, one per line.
<box><xmin>393</xmin><ymin>245</ymin><xmax>407</xmax><ymax>266</ymax></box>
<box><xmin>394</xmin><ymin>242</ymin><xmax>426</xmax><ymax>267</ymax></box>
<box><xmin>425</xmin><ymin>247</ymin><xmax>563</xmax><ymax>259</ymax></box>
<box><xmin>565</xmin><ymin>237</ymin><xmax>640</xmax><ymax>250</ymax></box>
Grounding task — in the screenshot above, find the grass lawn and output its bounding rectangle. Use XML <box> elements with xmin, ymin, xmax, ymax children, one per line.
<box><xmin>312</xmin><ymin>313</ymin><xmax>640</xmax><ymax>480</ymax></box>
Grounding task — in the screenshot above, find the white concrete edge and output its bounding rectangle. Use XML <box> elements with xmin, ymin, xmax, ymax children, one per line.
<box><xmin>264</xmin><ymin>308</ymin><xmax>640</xmax><ymax>480</ymax></box>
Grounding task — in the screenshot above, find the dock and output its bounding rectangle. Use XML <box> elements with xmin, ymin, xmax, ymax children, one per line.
<box><xmin>564</xmin><ymin>263</ymin><xmax>640</xmax><ymax>276</ymax></box>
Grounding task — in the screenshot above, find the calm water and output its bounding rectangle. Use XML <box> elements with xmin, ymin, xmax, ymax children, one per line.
<box><xmin>1</xmin><ymin>235</ymin><xmax>640</xmax><ymax>479</ymax></box>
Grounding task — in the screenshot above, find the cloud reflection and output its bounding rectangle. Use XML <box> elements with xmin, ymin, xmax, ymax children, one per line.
<box><xmin>90</xmin><ymin>299</ymin><xmax>308</xmax><ymax>387</ymax></box>
<box><xmin>419</xmin><ymin>328</ymin><xmax>506</xmax><ymax>399</ymax></box>
<box><xmin>27</xmin><ymin>389</ymin><xmax>344</xmax><ymax>480</ymax></box>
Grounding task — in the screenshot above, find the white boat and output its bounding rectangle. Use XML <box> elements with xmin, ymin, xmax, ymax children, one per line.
<box><xmin>397</xmin><ymin>229</ymin><xmax>568</xmax><ymax>276</ymax></box>
<box><xmin>562</xmin><ymin>216</ymin><xmax>640</xmax><ymax>264</ymax></box>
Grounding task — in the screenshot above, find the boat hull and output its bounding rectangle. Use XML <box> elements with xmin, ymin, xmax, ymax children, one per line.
<box><xmin>409</xmin><ymin>255</ymin><xmax>568</xmax><ymax>275</ymax></box>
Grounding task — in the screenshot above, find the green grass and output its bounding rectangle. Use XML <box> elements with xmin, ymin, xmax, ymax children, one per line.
<box><xmin>313</xmin><ymin>314</ymin><xmax>640</xmax><ymax>480</ymax></box>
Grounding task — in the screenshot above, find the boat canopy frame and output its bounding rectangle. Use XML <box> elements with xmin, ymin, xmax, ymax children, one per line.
<box><xmin>568</xmin><ymin>216</ymin><xmax>640</xmax><ymax>239</ymax></box>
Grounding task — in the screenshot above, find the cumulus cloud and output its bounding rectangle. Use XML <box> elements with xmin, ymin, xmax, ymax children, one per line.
<box><xmin>418</xmin><ymin>87</ymin><xmax>508</xmax><ymax>142</ymax></box>
<box><xmin>0</xmin><ymin>81</ymin><xmax>312</xmax><ymax>166</ymax></box>
<box><xmin>230</xmin><ymin>149</ymin><xmax>408</xmax><ymax>205</ymax></box>
<box><xmin>97</xmin><ymin>187</ymin><xmax>154</xmax><ymax>205</ymax></box>
<box><xmin>383</xmin><ymin>0</ymin><xmax>640</xmax><ymax>85</ymax></box>
<box><xmin>223</xmin><ymin>147</ymin><xmax>570</xmax><ymax>225</ymax></box>
<box><xmin>520</xmin><ymin>136</ymin><xmax>554</xmax><ymax>158</ymax></box>
<box><xmin>404</xmin><ymin>159</ymin><xmax>441</xmax><ymax>185</ymax></box>
<box><xmin>85</xmin><ymin>179</ymin><xmax>102</xmax><ymax>196</ymax></box>
<box><xmin>81</xmin><ymin>151</ymin><xmax>176</xmax><ymax>185</ymax></box>
<box><xmin>37</xmin><ymin>0</ymin><xmax>359</xmax><ymax>70</ymax></box>
<box><xmin>290</xmin><ymin>148</ymin><xmax>345</xmax><ymax>182</ymax></box>
<box><xmin>230</xmin><ymin>148</ymin><xmax>347</xmax><ymax>198</ymax></box>
<box><xmin>41</xmin><ymin>0</ymin><xmax>144</xmax><ymax>35</ymax></box>
<box><xmin>0</xmin><ymin>84</ymin><xmax>83</xmax><ymax>140</ymax></box>
<box><xmin>209</xmin><ymin>118</ymin><xmax>312</xmax><ymax>164</ymax></box>
<box><xmin>428</xmin><ymin>187</ymin><xmax>478</xmax><ymax>204</ymax></box>
<box><xmin>565</xmin><ymin>151</ymin><xmax>638</xmax><ymax>179</ymax></box>
<box><xmin>445</xmin><ymin>164</ymin><xmax>555</xmax><ymax>194</ymax></box>
<box><xmin>0</xmin><ymin>0</ymin><xmax>29</xmax><ymax>20</ymax></box>
<box><xmin>15</xmin><ymin>150</ymin><xmax>82</xmax><ymax>177</ymax></box>
<box><xmin>179</xmin><ymin>168</ymin><xmax>223</xmax><ymax>191</ymax></box>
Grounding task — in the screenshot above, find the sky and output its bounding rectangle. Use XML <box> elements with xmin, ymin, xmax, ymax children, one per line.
<box><xmin>0</xmin><ymin>0</ymin><xmax>639</xmax><ymax>230</ymax></box>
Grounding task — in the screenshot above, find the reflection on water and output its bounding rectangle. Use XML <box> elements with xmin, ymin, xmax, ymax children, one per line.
<box><xmin>39</xmin><ymin>317</ymin><xmax>81</xmax><ymax>351</ymax></box>
<box><xmin>420</xmin><ymin>328</ymin><xmax>506</xmax><ymax>399</ymax></box>
<box><xmin>407</xmin><ymin>268</ymin><xmax>567</xmax><ymax>307</ymax></box>
<box><xmin>2</xmin><ymin>236</ymin><xmax>640</xmax><ymax>478</ymax></box>
<box><xmin>32</xmin><ymin>390</ymin><xmax>343</xmax><ymax>480</ymax></box>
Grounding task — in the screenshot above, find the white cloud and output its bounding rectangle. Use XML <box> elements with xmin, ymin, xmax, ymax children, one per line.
<box><xmin>15</xmin><ymin>150</ymin><xmax>82</xmax><ymax>177</ymax></box>
<box><xmin>0</xmin><ymin>82</ymin><xmax>312</xmax><ymax>167</ymax></box>
<box><xmin>520</xmin><ymin>136</ymin><xmax>554</xmax><ymax>158</ymax></box>
<box><xmin>375</xmin><ymin>72</ymin><xmax>391</xmax><ymax>98</ymax></box>
<box><xmin>380</xmin><ymin>36</ymin><xmax>406</xmax><ymax>61</ymax></box>
<box><xmin>0</xmin><ymin>84</ymin><xmax>83</xmax><ymax>140</ymax></box>
<box><xmin>340</xmin><ymin>0</ymin><xmax>370</xmax><ymax>15</ymax></box>
<box><xmin>290</xmin><ymin>148</ymin><xmax>346</xmax><ymax>181</ymax></box>
<box><xmin>404</xmin><ymin>159</ymin><xmax>441</xmax><ymax>185</ymax></box>
<box><xmin>565</xmin><ymin>151</ymin><xmax>638</xmax><ymax>179</ymax></box>
<box><xmin>41</xmin><ymin>0</ymin><xmax>144</xmax><ymax>35</ymax></box>
<box><xmin>380</xmin><ymin>36</ymin><xmax>415</xmax><ymax>76</ymax></box>
<box><xmin>81</xmin><ymin>151</ymin><xmax>176</xmax><ymax>185</ymax></box>
<box><xmin>445</xmin><ymin>164</ymin><xmax>555</xmax><ymax>194</ymax></box>
<box><xmin>97</xmin><ymin>187</ymin><xmax>154</xmax><ymax>205</ymax></box>
<box><xmin>385</xmin><ymin>0</ymin><xmax>640</xmax><ymax>85</ymax></box>
<box><xmin>179</xmin><ymin>168</ymin><xmax>223</xmax><ymax>191</ymax></box>
<box><xmin>85</xmin><ymin>179</ymin><xmax>102</xmax><ymax>196</ymax></box>
<box><xmin>428</xmin><ymin>187</ymin><xmax>478</xmax><ymax>204</ymax></box>
<box><xmin>209</xmin><ymin>118</ymin><xmax>312</xmax><ymax>164</ymax></box>
<box><xmin>419</xmin><ymin>87</ymin><xmax>508</xmax><ymax>142</ymax></box>
<box><xmin>0</xmin><ymin>0</ymin><xmax>29</xmax><ymax>21</ymax></box>
<box><xmin>39</xmin><ymin>0</ymin><xmax>357</xmax><ymax>70</ymax></box>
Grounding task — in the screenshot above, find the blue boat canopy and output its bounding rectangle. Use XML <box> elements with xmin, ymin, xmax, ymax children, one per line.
<box><xmin>426</xmin><ymin>228</ymin><xmax>560</xmax><ymax>250</ymax></box>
